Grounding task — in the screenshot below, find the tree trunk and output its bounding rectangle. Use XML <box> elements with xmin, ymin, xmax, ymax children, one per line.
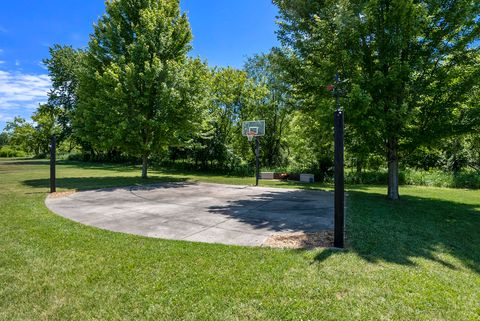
<box><xmin>142</xmin><ymin>154</ymin><xmax>148</xmax><ymax>179</ymax></box>
<box><xmin>387</xmin><ymin>139</ymin><xmax>400</xmax><ymax>200</ymax></box>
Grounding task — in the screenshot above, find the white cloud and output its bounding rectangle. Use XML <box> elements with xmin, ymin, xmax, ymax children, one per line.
<box><xmin>15</xmin><ymin>60</ymin><xmax>20</xmax><ymax>67</ymax></box>
<box><xmin>0</xmin><ymin>112</ymin><xmax>14</xmax><ymax>123</ymax></box>
<box><xmin>0</xmin><ymin>61</ymin><xmax>5</xmax><ymax>64</ymax></box>
<box><xmin>0</xmin><ymin>70</ymin><xmax>51</xmax><ymax>112</ymax></box>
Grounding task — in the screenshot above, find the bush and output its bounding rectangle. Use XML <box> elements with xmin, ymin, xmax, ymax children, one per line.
<box><xmin>151</xmin><ymin>158</ymin><xmax>255</xmax><ymax>177</ymax></box>
<box><xmin>0</xmin><ymin>146</ymin><xmax>27</xmax><ymax>158</ymax></box>
<box><xmin>404</xmin><ymin>169</ymin><xmax>480</xmax><ymax>189</ymax></box>
<box><xmin>64</xmin><ymin>152</ymin><xmax>85</xmax><ymax>161</ymax></box>
<box><xmin>32</xmin><ymin>152</ymin><xmax>47</xmax><ymax>159</ymax></box>
<box><xmin>345</xmin><ymin>170</ymin><xmax>390</xmax><ymax>185</ymax></box>
<box><xmin>344</xmin><ymin>168</ymin><xmax>480</xmax><ymax>189</ymax></box>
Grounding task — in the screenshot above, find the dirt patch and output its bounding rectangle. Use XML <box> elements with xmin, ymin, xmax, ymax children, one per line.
<box><xmin>48</xmin><ymin>191</ymin><xmax>77</xmax><ymax>199</ymax></box>
<box><xmin>264</xmin><ymin>230</ymin><xmax>334</xmax><ymax>249</ymax></box>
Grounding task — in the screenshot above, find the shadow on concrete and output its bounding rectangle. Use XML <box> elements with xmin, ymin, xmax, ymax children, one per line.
<box><xmin>312</xmin><ymin>190</ymin><xmax>480</xmax><ymax>274</ymax></box>
<box><xmin>206</xmin><ymin>189</ymin><xmax>334</xmax><ymax>234</ymax></box>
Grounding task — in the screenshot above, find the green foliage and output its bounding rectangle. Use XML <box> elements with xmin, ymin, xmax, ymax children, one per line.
<box><xmin>31</xmin><ymin>104</ymin><xmax>63</xmax><ymax>155</ymax></box>
<box><xmin>25</xmin><ymin>0</ymin><xmax>478</xmax><ymax>187</ymax></box>
<box><xmin>403</xmin><ymin>133</ymin><xmax>480</xmax><ymax>173</ymax></box>
<box><xmin>76</xmin><ymin>0</ymin><xmax>209</xmax><ymax>177</ymax></box>
<box><xmin>43</xmin><ymin>45</ymin><xmax>82</xmax><ymax>144</ymax></box>
<box><xmin>0</xmin><ymin>132</ymin><xmax>9</xmax><ymax>147</ymax></box>
<box><xmin>285</xmin><ymin>109</ymin><xmax>333</xmax><ymax>177</ymax></box>
<box><xmin>273</xmin><ymin>0</ymin><xmax>480</xmax><ymax>198</ymax></box>
<box><xmin>2</xmin><ymin>107</ymin><xmax>63</xmax><ymax>157</ymax></box>
<box><xmin>465</xmin><ymin>132</ymin><xmax>480</xmax><ymax>171</ymax></box>
<box><xmin>344</xmin><ymin>168</ymin><xmax>480</xmax><ymax>189</ymax></box>
<box><xmin>0</xmin><ymin>146</ymin><xmax>26</xmax><ymax>158</ymax></box>
<box><xmin>151</xmin><ymin>155</ymin><xmax>255</xmax><ymax>177</ymax></box>
<box><xmin>201</xmin><ymin>67</ymin><xmax>252</xmax><ymax>167</ymax></box>
<box><xmin>4</xmin><ymin>117</ymin><xmax>38</xmax><ymax>154</ymax></box>
<box><xmin>168</xmin><ymin>65</ymin><xmax>271</xmax><ymax>171</ymax></box>
<box><xmin>244</xmin><ymin>53</ymin><xmax>292</xmax><ymax>167</ymax></box>
<box><xmin>403</xmin><ymin>169</ymin><xmax>480</xmax><ymax>189</ymax></box>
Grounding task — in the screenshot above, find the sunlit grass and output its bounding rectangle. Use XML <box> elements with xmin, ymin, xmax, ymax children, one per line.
<box><xmin>1</xmin><ymin>159</ymin><xmax>479</xmax><ymax>320</ymax></box>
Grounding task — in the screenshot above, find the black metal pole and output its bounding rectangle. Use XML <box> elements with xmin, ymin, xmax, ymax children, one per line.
<box><xmin>50</xmin><ymin>135</ymin><xmax>56</xmax><ymax>193</ymax></box>
<box><xmin>334</xmin><ymin>110</ymin><xmax>345</xmax><ymax>248</ymax></box>
<box><xmin>255</xmin><ymin>136</ymin><xmax>260</xmax><ymax>186</ymax></box>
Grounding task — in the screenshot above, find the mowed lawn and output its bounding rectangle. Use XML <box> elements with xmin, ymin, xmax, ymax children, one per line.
<box><xmin>0</xmin><ymin>159</ymin><xmax>479</xmax><ymax>321</ymax></box>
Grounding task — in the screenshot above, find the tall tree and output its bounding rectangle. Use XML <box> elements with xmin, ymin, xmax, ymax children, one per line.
<box><xmin>244</xmin><ymin>52</ymin><xmax>292</xmax><ymax>167</ymax></box>
<box><xmin>76</xmin><ymin>0</ymin><xmax>209</xmax><ymax>178</ymax></box>
<box><xmin>211</xmin><ymin>67</ymin><xmax>250</xmax><ymax>152</ymax></box>
<box><xmin>43</xmin><ymin>45</ymin><xmax>82</xmax><ymax>143</ymax></box>
<box><xmin>273</xmin><ymin>0</ymin><xmax>480</xmax><ymax>199</ymax></box>
<box><xmin>206</xmin><ymin>67</ymin><xmax>265</xmax><ymax>166</ymax></box>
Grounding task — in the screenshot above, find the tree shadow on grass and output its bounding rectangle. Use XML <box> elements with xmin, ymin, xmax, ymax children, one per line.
<box><xmin>0</xmin><ymin>159</ymin><xmax>51</xmax><ymax>166</ymax></box>
<box><xmin>22</xmin><ymin>176</ymin><xmax>189</xmax><ymax>192</ymax></box>
<box><xmin>314</xmin><ymin>190</ymin><xmax>480</xmax><ymax>274</ymax></box>
<box><xmin>60</xmin><ymin>161</ymin><xmax>144</xmax><ymax>173</ymax></box>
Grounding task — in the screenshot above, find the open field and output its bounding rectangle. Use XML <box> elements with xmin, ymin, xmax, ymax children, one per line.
<box><xmin>1</xmin><ymin>159</ymin><xmax>479</xmax><ymax>320</ymax></box>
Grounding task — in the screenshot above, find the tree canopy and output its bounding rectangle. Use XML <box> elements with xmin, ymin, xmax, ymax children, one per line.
<box><xmin>3</xmin><ymin>0</ymin><xmax>479</xmax><ymax>195</ymax></box>
<box><xmin>273</xmin><ymin>0</ymin><xmax>480</xmax><ymax>199</ymax></box>
<box><xmin>76</xmin><ymin>0</ymin><xmax>209</xmax><ymax>177</ymax></box>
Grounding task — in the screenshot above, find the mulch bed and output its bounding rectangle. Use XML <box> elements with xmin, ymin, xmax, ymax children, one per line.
<box><xmin>48</xmin><ymin>191</ymin><xmax>77</xmax><ymax>199</ymax></box>
<box><xmin>264</xmin><ymin>230</ymin><xmax>334</xmax><ymax>249</ymax></box>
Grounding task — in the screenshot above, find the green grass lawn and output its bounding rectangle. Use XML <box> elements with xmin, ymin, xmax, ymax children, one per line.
<box><xmin>1</xmin><ymin>159</ymin><xmax>479</xmax><ymax>320</ymax></box>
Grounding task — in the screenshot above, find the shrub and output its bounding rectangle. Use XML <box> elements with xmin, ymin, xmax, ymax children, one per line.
<box><xmin>345</xmin><ymin>170</ymin><xmax>390</xmax><ymax>185</ymax></box>
<box><xmin>404</xmin><ymin>169</ymin><xmax>480</xmax><ymax>189</ymax></box>
<box><xmin>64</xmin><ymin>152</ymin><xmax>85</xmax><ymax>161</ymax></box>
<box><xmin>0</xmin><ymin>146</ymin><xmax>27</xmax><ymax>158</ymax></box>
<box><xmin>344</xmin><ymin>168</ymin><xmax>479</xmax><ymax>189</ymax></box>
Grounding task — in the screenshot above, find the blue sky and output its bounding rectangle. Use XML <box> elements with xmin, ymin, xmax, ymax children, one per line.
<box><xmin>0</xmin><ymin>0</ymin><xmax>280</xmax><ymax>131</ymax></box>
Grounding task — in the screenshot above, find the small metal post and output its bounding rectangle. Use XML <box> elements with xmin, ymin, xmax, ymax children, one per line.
<box><xmin>50</xmin><ymin>135</ymin><xmax>56</xmax><ymax>193</ymax></box>
<box><xmin>334</xmin><ymin>110</ymin><xmax>345</xmax><ymax>248</ymax></box>
<box><xmin>255</xmin><ymin>136</ymin><xmax>260</xmax><ymax>186</ymax></box>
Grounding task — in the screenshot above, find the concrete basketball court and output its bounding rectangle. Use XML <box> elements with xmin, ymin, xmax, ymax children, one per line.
<box><xmin>46</xmin><ymin>182</ymin><xmax>334</xmax><ymax>247</ymax></box>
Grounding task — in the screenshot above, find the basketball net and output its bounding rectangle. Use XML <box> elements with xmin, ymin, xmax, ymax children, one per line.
<box><xmin>246</xmin><ymin>131</ymin><xmax>257</xmax><ymax>142</ymax></box>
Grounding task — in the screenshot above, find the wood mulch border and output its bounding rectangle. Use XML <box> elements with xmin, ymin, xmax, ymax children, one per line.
<box><xmin>48</xmin><ymin>191</ymin><xmax>77</xmax><ymax>199</ymax></box>
<box><xmin>264</xmin><ymin>230</ymin><xmax>334</xmax><ymax>249</ymax></box>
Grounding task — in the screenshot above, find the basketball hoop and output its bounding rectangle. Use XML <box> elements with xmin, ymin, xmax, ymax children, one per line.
<box><xmin>242</xmin><ymin>120</ymin><xmax>266</xmax><ymax>187</ymax></box>
<box><xmin>246</xmin><ymin>130</ymin><xmax>257</xmax><ymax>142</ymax></box>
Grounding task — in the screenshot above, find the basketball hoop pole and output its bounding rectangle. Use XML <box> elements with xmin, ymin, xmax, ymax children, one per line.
<box><xmin>334</xmin><ymin>110</ymin><xmax>344</xmax><ymax>248</ymax></box>
<box><xmin>333</xmin><ymin>72</ymin><xmax>345</xmax><ymax>248</ymax></box>
<box><xmin>255</xmin><ymin>136</ymin><xmax>260</xmax><ymax>186</ymax></box>
<box><xmin>50</xmin><ymin>134</ymin><xmax>56</xmax><ymax>193</ymax></box>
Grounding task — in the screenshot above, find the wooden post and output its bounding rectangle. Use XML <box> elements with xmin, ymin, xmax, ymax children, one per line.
<box><xmin>50</xmin><ymin>135</ymin><xmax>56</xmax><ymax>193</ymax></box>
<box><xmin>334</xmin><ymin>110</ymin><xmax>345</xmax><ymax>248</ymax></box>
